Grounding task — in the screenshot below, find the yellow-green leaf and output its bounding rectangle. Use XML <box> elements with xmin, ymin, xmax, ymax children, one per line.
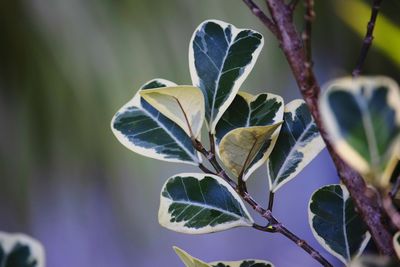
<box><xmin>173</xmin><ymin>247</ymin><xmax>210</xmax><ymax>267</ymax></box>
<box><xmin>219</xmin><ymin>124</ymin><xmax>282</xmax><ymax>180</ymax></box>
<box><xmin>140</xmin><ymin>86</ymin><xmax>205</xmax><ymax>138</ymax></box>
<box><xmin>174</xmin><ymin>247</ymin><xmax>275</xmax><ymax>267</ymax></box>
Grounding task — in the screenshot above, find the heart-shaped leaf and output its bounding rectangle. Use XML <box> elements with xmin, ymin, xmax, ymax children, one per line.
<box><xmin>320</xmin><ymin>76</ymin><xmax>400</xmax><ymax>186</ymax></box>
<box><xmin>174</xmin><ymin>247</ymin><xmax>275</xmax><ymax>267</ymax></box>
<box><xmin>267</xmin><ymin>100</ymin><xmax>324</xmax><ymax>192</ymax></box>
<box><xmin>0</xmin><ymin>232</ymin><xmax>45</xmax><ymax>267</ymax></box>
<box><xmin>219</xmin><ymin>124</ymin><xmax>282</xmax><ymax>181</ymax></box>
<box><xmin>159</xmin><ymin>173</ymin><xmax>253</xmax><ymax>234</ymax></box>
<box><xmin>309</xmin><ymin>184</ymin><xmax>370</xmax><ymax>264</ymax></box>
<box><xmin>189</xmin><ymin>20</ymin><xmax>264</xmax><ymax>133</ymax></box>
<box><xmin>111</xmin><ymin>79</ymin><xmax>201</xmax><ymax>165</ymax></box>
<box><xmin>140</xmin><ymin>86</ymin><xmax>205</xmax><ymax>138</ymax></box>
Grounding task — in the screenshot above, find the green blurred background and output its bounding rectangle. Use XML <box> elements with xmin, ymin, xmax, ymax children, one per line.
<box><xmin>0</xmin><ymin>0</ymin><xmax>399</xmax><ymax>266</ymax></box>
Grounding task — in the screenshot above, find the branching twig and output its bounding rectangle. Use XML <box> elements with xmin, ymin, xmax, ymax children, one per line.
<box><xmin>242</xmin><ymin>0</ymin><xmax>278</xmax><ymax>37</ymax></box>
<box><xmin>243</xmin><ymin>0</ymin><xmax>394</xmax><ymax>254</ymax></box>
<box><xmin>192</xmin><ymin>138</ymin><xmax>333</xmax><ymax>267</ymax></box>
<box><xmin>352</xmin><ymin>0</ymin><xmax>384</xmax><ymax>77</ymax></box>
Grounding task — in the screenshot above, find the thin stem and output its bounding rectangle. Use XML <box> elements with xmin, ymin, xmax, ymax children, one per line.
<box><xmin>242</xmin><ymin>0</ymin><xmax>278</xmax><ymax>37</ymax></box>
<box><xmin>209</xmin><ymin>132</ymin><xmax>216</xmax><ymax>156</ymax></box>
<box><xmin>352</xmin><ymin>0</ymin><xmax>384</xmax><ymax>77</ymax></box>
<box><xmin>288</xmin><ymin>0</ymin><xmax>301</xmax><ymax>11</ymax></box>
<box><xmin>268</xmin><ymin>191</ymin><xmax>275</xmax><ymax>211</ymax></box>
<box><xmin>193</xmin><ymin>138</ymin><xmax>333</xmax><ymax>267</ymax></box>
<box><xmin>199</xmin><ymin>163</ymin><xmax>215</xmax><ymax>174</ymax></box>
<box><xmin>383</xmin><ymin>193</ymin><xmax>400</xmax><ymax>230</ymax></box>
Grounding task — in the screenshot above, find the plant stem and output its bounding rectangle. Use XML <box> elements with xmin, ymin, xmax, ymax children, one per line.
<box><xmin>192</xmin><ymin>138</ymin><xmax>333</xmax><ymax>267</ymax></box>
<box><xmin>390</xmin><ymin>176</ymin><xmax>400</xmax><ymax>198</ymax></box>
<box><xmin>352</xmin><ymin>0</ymin><xmax>384</xmax><ymax>77</ymax></box>
<box><xmin>268</xmin><ymin>191</ymin><xmax>275</xmax><ymax>211</ymax></box>
<box><xmin>243</xmin><ymin>0</ymin><xmax>394</xmax><ymax>254</ymax></box>
<box><xmin>242</xmin><ymin>0</ymin><xmax>278</xmax><ymax>36</ymax></box>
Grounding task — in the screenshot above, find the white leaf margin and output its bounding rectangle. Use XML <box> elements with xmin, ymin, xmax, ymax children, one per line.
<box><xmin>158</xmin><ymin>172</ymin><xmax>254</xmax><ymax>234</ymax></box>
<box><xmin>110</xmin><ymin>79</ymin><xmax>201</xmax><ymax>165</ymax></box>
<box><xmin>0</xmin><ymin>232</ymin><xmax>45</xmax><ymax>267</ymax></box>
<box><xmin>269</xmin><ymin>99</ymin><xmax>325</xmax><ymax>192</ymax></box>
<box><xmin>308</xmin><ymin>184</ymin><xmax>371</xmax><ymax>264</ymax></box>
<box><xmin>189</xmin><ymin>19</ymin><xmax>264</xmax><ymax>133</ymax></box>
<box><xmin>319</xmin><ymin>76</ymin><xmax>400</xmax><ymax>175</ymax></box>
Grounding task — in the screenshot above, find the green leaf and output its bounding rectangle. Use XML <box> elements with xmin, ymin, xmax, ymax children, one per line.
<box><xmin>267</xmin><ymin>100</ymin><xmax>324</xmax><ymax>192</ymax></box>
<box><xmin>394</xmin><ymin>231</ymin><xmax>400</xmax><ymax>260</ymax></box>
<box><xmin>111</xmin><ymin>79</ymin><xmax>201</xmax><ymax>165</ymax></box>
<box><xmin>309</xmin><ymin>184</ymin><xmax>370</xmax><ymax>264</ymax></box>
<box><xmin>0</xmin><ymin>232</ymin><xmax>45</xmax><ymax>267</ymax></box>
<box><xmin>139</xmin><ymin>86</ymin><xmax>205</xmax><ymax>138</ymax></box>
<box><xmin>320</xmin><ymin>76</ymin><xmax>400</xmax><ymax>186</ymax></box>
<box><xmin>159</xmin><ymin>173</ymin><xmax>253</xmax><ymax>234</ymax></box>
<box><xmin>215</xmin><ymin>92</ymin><xmax>284</xmax><ymax>141</ymax></box>
<box><xmin>219</xmin><ymin>124</ymin><xmax>282</xmax><ymax>181</ymax></box>
<box><xmin>189</xmin><ymin>20</ymin><xmax>264</xmax><ymax>133</ymax></box>
<box><xmin>174</xmin><ymin>247</ymin><xmax>274</xmax><ymax>267</ymax></box>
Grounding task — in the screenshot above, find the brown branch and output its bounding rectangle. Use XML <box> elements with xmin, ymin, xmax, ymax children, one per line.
<box><xmin>302</xmin><ymin>0</ymin><xmax>315</xmax><ymax>84</ymax></box>
<box><xmin>193</xmin><ymin>138</ymin><xmax>333</xmax><ymax>267</ymax></box>
<box><xmin>352</xmin><ymin>0</ymin><xmax>384</xmax><ymax>77</ymax></box>
<box><xmin>268</xmin><ymin>190</ymin><xmax>275</xmax><ymax>211</ymax></box>
<box><xmin>242</xmin><ymin>0</ymin><xmax>278</xmax><ymax>37</ymax></box>
<box><xmin>240</xmin><ymin>0</ymin><xmax>395</xmax><ymax>254</ymax></box>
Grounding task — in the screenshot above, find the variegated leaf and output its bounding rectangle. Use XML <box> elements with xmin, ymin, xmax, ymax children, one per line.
<box><xmin>320</xmin><ymin>76</ymin><xmax>400</xmax><ymax>186</ymax></box>
<box><xmin>159</xmin><ymin>173</ymin><xmax>253</xmax><ymax>234</ymax></box>
<box><xmin>309</xmin><ymin>184</ymin><xmax>370</xmax><ymax>264</ymax></box>
<box><xmin>394</xmin><ymin>231</ymin><xmax>400</xmax><ymax>260</ymax></box>
<box><xmin>215</xmin><ymin>92</ymin><xmax>284</xmax><ymax>142</ymax></box>
<box><xmin>139</xmin><ymin>86</ymin><xmax>205</xmax><ymax>138</ymax></box>
<box><xmin>174</xmin><ymin>247</ymin><xmax>274</xmax><ymax>267</ymax></box>
<box><xmin>189</xmin><ymin>20</ymin><xmax>264</xmax><ymax>133</ymax></box>
<box><xmin>267</xmin><ymin>100</ymin><xmax>324</xmax><ymax>192</ymax></box>
<box><xmin>0</xmin><ymin>232</ymin><xmax>45</xmax><ymax>267</ymax></box>
<box><xmin>111</xmin><ymin>79</ymin><xmax>201</xmax><ymax>165</ymax></box>
<box><xmin>219</xmin><ymin>124</ymin><xmax>282</xmax><ymax>181</ymax></box>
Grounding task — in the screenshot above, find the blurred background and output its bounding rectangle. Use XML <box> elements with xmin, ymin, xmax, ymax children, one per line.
<box><xmin>1</xmin><ymin>0</ymin><xmax>399</xmax><ymax>266</ymax></box>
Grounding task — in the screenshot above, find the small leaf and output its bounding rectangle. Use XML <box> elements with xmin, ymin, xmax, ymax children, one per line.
<box><xmin>139</xmin><ymin>86</ymin><xmax>205</xmax><ymax>138</ymax></box>
<box><xmin>267</xmin><ymin>100</ymin><xmax>325</xmax><ymax>192</ymax></box>
<box><xmin>320</xmin><ymin>76</ymin><xmax>400</xmax><ymax>186</ymax></box>
<box><xmin>219</xmin><ymin>124</ymin><xmax>282</xmax><ymax>181</ymax></box>
<box><xmin>309</xmin><ymin>184</ymin><xmax>370</xmax><ymax>264</ymax></box>
<box><xmin>174</xmin><ymin>247</ymin><xmax>275</xmax><ymax>267</ymax></box>
<box><xmin>215</xmin><ymin>92</ymin><xmax>284</xmax><ymax>142</ymax></box>
<box><xmin>394</xmin><ymin>231</ymin><xmax>400</xmax><ymax>260</ymax></box>
<box><xmin>159</xmin><ymin>173</ymin><xmax>253</xmax><ymax>234</ymax></box>
<box><xmin>173</xmin><ymin>247</ymin><xmax>210</xmax><ymax>267</ymax></box>
<box><xmin>0</xmin><ymin>232</ymin><xmax>45</xmax><ymax>267</ymax></box>
<box><xmin>189</xmin><ymin>20</ymin><xmax>264</xmax><ymax>133</ymax></box>
<box><xmin>111</xmin><ymin>79</ymin><xmax>201</xmax><ymax>165</ymax></box>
